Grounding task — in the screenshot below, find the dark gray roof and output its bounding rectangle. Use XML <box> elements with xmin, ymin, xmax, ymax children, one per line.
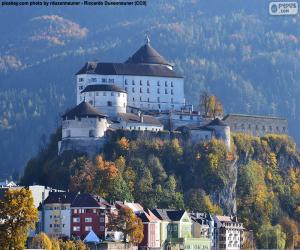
<box><xmin>152</xmin><ymin>209</ymin><xmax>186</xmax><ymax>221</ymax></box>
<box><xmin>71</xmin><ymin>193</ymin><xmax>108</xmax><ymax>208</ymax></box>
<box><xmin>207</xmin><ymin>118</ymin><xmax>227</xmax><ymax>127</ymax></box>
<box><xmin>62</xmin><ymin>101</ymin><xmax>107</xmax><ymax>119</ymax></box>
<box><xmin>126</xmin><ymin>44</ymin><xmax>173</xmax><ymax>67</ymax></box>
<box><xmin>81</xmin><ymin>84</ymin><xmax>126</xmax><ymax>94</ymax></box>
<box><xmin>76</xmin><ymin>62</ymin><xmax>182</xmax><ymax>78</ymax></box>
<box><xmin>118</xmin><ymin>113</ymin><xmax>162</xmax><ymax>126</ymax></box>
<box><xmin>44</xmin><ymin>192</ymin><xmax>77</xmax><ymax>204</ymax></box>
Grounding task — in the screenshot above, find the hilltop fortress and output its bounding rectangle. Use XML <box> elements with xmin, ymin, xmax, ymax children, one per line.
<box><xmin>58</xmin><ymin>36</ymin><xmax>288</xmax><ymax>155</ymax></box>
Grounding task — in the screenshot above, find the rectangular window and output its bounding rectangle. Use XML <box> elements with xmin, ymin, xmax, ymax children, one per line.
<box><xmin>132</xmin><ymin>80</ymin><xmax>135</xmax><ymax>85</ymax></box>
<box><xmin>125</xmin><ymin>79</ymin><xmax>128</xmax><ymax>85</ymax></box>
<box><xmin>147</xmin><ymin>88</ymin><xmax>150</xmax><ymax>93</ymax></box>
<box><xmin>140</xmin><ymin>80</ymin><xmax>142</xmax><ymax>85</ymax></box>
<box><xmin>109</xmin><ymin>78</ymin><xmax>114</xmax><ymax>83</ymax></box>
<box><xmin>165</xmin><ymin>81</ymin><xmax>168</xmax><ymax>87</ymax></box>
<box><xmin>103</xmin><ymin>92</ymin><xmax>106</xmax><ymax>96</ymax></box>
<box><xmin>157</xmin><ymin>81</ymin><xmax>160</xmax><ymax>86</ymax></box>
<box><xmin>79</xmin><ymin>85</ymin><xmax>83</xmax><ymax>90</ymax></box>
<box><xmin>102</xmin><ymin>78</ymin><xmax>107</xmax><ymax>83</ymax></box>
<box><xmin>171</xmin><ymin>89</ymin><xmax>174</xmax><ymax>95</ymax></box>
<box><xmin>111</xmin><ymin>92</ymin><xmax>114</xmax><ymax>96</ymax></box>
<box><xmin>79</xmin><ymin>78</ymin><xmax>84</xmax><ymax>82</ymax></box>
<box><xmin>147</xmin><ymin>80</ymin><xmax>150</xmax><ymax>86</ymax></box>
<box><xmin>85</xmin><ymin>217</ymin><xmax>92</xmax><ymax>223</ymax></box>
<box><xmin>85</xmin><ymin>226</ymin><xmax>93</xmax><ymax>232</ymax></box>
<box><xmin>73</xmin><ymin>217</ymin><xmax>80</xmax><ymax>223</ymax></box>
<box><xmin>171</xmin><ymin>81</ymin><xmax>174</xmax><ymax>87</ymax></box>
<box><xmin>125</xmin><ymin>87</ymin><xmax>128</xmax><ymax>91</ymax></box>
<box><xmin>100</xmin><ymin>226</ymin><xmax>105</xmax><ymax>231</ymax></box>
<box><xmin>132</xmin><ymin>88</ymin><xmax>135</xmax><ymax>93</ymax></box>
<box><xmin>100</xmin><ymin>217</ymin><xmax>105</xmax><ymax>223</ymax></box>
<box><xmin>50</xmin><ymin>224</ymin><xmax>52</xmax><ymax>228</ymax></box>
<box><xmin>165</xmin><ymin>89</ymin><xmax>168</xmax><ymax>94</ymax></box>
<box><xmin>157</xmin><ymin>89</ymin><xmax>160</xmax><ymax>94</ymax></box>
<box><xmin>73</xmin><ymin>226</ymin><xmax>80</xmax><ymax>232</ymax></box>
<box><xmin>107</xmin><ymin>101</ymin><xmax>112</xmax><ymax>107</ymax></box>
<box><xmin>140</xmin><ymin>88</ymin><xmax>142</xmax><ymax>93</ymax></box>
<box><xmin>91</xmin><ymin>78</ymin><xmax>97</xmax><ymax>82</ymax></box>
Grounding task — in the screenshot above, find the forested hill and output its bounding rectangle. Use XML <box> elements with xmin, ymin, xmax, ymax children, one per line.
<box><xmin>1</xmin><ymin>0</ymin><xmax>300</xmax><ymax>178</ymax></box>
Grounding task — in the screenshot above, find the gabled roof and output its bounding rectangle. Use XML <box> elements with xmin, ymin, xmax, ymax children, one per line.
<box><xmin>71</xmin><ymin>193</ymin><xmax>107</xmax><ymax>208</ymax></box>
<box><xmin>125</xmin><ymin>43</ymin><xmax>173</xmax><ymax>67</ymax></box>
<box><xmin>44</xmin><ymin>192</ymin><xmax>77</xmax><ymax>204</ymax></box>
<box><xmin>151</xmin><ymin>209</ymin><xmax>186</xmax><ymax>222</ymax></box>
<box><xmin>84</xmin><ymin>229</ymin><xmax>101</xmax><ymax>243</ymax></box>
<box><xmin>81</xmin><ymin>84</ymin><xmax>126</xmax><ymax>94</ymax></box>
<box><xmin>76</xmin><ymin>62</ymin><xmax>182</xmax><ymax>78</ymax></box>
<box><xmin>118</xmin><ymin>113</ymin><xmax>162</xmax><ymax>126</ymax></box>
<box><xmin>207</xmin><ymin>118</ymin><xmax>227</xmax><ymax>127</ymax></box>
<box><xmin>62</xmin><ymin>101</ymin><xmax>107</xmax><ymax>119</ymax></box>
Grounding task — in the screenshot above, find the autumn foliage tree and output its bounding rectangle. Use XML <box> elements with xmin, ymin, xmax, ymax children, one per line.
<box><xmin>32</xmin><ymin>232</ymin><xmax>52</xmax><ymax>250</ymax></box>
<box><xmin>0</xmin><ymin>188</ymin><xmax>38</xmax><ymax>250</ymax></box>
<box><xmin>199</xmin><ymin>91</ymin><xmax>224</xmax><ymax>118</ymax></box>
<box><xmin>109</xmin><ymin>207</ymin><xmax>144</xmax><ymax>244</ymax></box>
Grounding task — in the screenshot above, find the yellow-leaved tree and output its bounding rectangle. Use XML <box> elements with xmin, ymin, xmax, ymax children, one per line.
<box><xmin>108</xmin><ymin>207</ymin><xmax>144</xmax><ymax>244</ymax></box>
<box><xmin>0</xmin><ymin>188</ymin><xmax>38</xmax><ymax>250</ymax></box>
<box><xmin>32</xmin><ymin>232</ymin><xmax>52</xmax><ymax>250</ymax></box>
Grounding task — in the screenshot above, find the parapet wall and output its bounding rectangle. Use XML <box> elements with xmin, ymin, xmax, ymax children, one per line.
<box><xmin>223</xmin><ymin>114</ymin><xmax>288</xmax><ymax>137</ymax></box>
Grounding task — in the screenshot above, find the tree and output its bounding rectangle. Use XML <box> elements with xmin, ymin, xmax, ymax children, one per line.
<box><xmin>108</xmin><ymin>207</ymin><xmax>144</xmax><ymax>244</ymax></box>
<box><xmin>256</xmin><ymin>224</ymin><xmax>286</xmax><ymax>249</ymax></box>
<box><xmin>0</xmin><ymin>188</ymin><xmax>38</xmax><ymax>250</ymax></box>
<box><xmin>199</xmin><ymin>91</ymin><xmax>224</xmax><ymax>118</ymax></box>
<box><xmin>185</xmin><ymin>189</ymin><xmax>223</xmax><ymax>214</ymax></box>
<box><xmin>279</xmin><ymin>216</ymin><xmax>300</xmax><ymax>249</ymax></box>
<box><xmin>32</xmin><ymin>232</ymin><xmax>52</xmax><ymax>250</ymax></box>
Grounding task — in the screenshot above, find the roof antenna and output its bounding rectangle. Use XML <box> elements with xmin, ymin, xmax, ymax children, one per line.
<box><xmin>145</xmin><ymin>31</ymin><xmax>150</xmax><ymax>46</ymax></box>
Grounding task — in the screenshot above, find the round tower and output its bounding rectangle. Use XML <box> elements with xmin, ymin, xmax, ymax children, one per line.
<box><xmin>207</xmin><ymin>118</ymin><xmax>231</xmax><ymax>149</ymax></box>
<box><xmin>61</xmin><ymin>101</ymin><xmax>108</xmax><ymax>140</ymax></box>
<box><xmin>80</xmin><ymin>84</ymin><xmax>127</xmax><ymax>118</ymax></box>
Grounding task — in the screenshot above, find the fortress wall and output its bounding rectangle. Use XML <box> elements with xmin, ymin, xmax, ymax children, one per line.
<box><xmin>223</xmin><ymin>114</ymin><xmax>288</xmax><ymax>137</ymax></box>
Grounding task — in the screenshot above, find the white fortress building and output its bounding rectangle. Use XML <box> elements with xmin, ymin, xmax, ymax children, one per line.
<box><xmin>76</xmin><ymin>36</ymin><xmax>185</xmax><ymax>111</ymax></box>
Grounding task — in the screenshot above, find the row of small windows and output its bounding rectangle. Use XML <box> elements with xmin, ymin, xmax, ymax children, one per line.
<box><xmin>73</xmin><ymin>217</ymin><xmax>104</xmax><ymax>223</ymax></box>
<box><xmin>124</xmin><ymin>87</ymin><xmax>174</xmax><ymax>95</ymax></box>
<box><xmin>80</xmin><ymin>91</ymin><xmax>125</xmax><ymax>97</ymax></box>
<box><xmin>179</xmin><ymin>115</ymin><xmax>201</xmax><ymax>121</ymax></box>
<box><xmin>78</xmin><ymin>78</ymin><xmax>114</xmax><ymax>84</ymax></box>
<box><xmin>234</xmin><ymin>124</ymin><xmax>286</xmax><ymax>132</ymax></box>
<box><xmin>124</xmin><ymin>126</ymin><xmax>161</xmax><ymax>132</ymax></box>
<box><xmin>131</xmin><ymin>97</ymin><xmax>174</xmax><ymax>103</ymax></box>
<box><xmin>125</xmin><ymin>79</ymin><xmax>174</xmax><ymax>87</ymax></box>
<box><xmin>73</xmin><ymin>226</ymin><xmax>105</xmax><ymax>232</ymax></box>
<box><xmin>49</xmin><ymin>224</ymin><xmax>65</xmax><ymax>228</ymax></box>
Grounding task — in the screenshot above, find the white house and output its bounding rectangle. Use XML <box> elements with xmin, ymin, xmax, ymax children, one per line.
<box><xmin>81</xmin><ymin>84</ymin><xmax>127</xmax><ymax>118</ymax></box>
<box><xmin>213</xmin><ymin>215</ymin><xmax>244</xmax><ymax>250</ymax></box>
<box><xmin>41</xmin><ymin>192</ymin><xmax>76</xmax><ymax>238</ymax></box>
<box><xmin>116</xmin><ymin>112</ymin><xmax>163</xmax><ymax>132</ymax></box>
<box><xmin>76</xmin><ymin>36</ymin><xmax>185</xmax><ymax>112</ymax></box>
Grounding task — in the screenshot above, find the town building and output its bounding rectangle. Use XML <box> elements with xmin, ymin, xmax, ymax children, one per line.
<box><xmin>41</xmin><ymin>191</ymin><xmax>76</xmax><ymax>238</ymax></box>
<box><xmin>71</xmin><ymin>193</ymin><xmax>111</xmax><ymax>240</ymax></box>
<box><xmin>76</xmin><ymin>36</ymin><xmax>185</xmax><ymax>112</ymax></box>
<box><xmin>223</xmin><ymin>114</ymin><xmax>288</xmax><ymax>137</ymax></box>
<box><xmin>213</xmin><ymin>215</ymin><xmax>244</xmax><ymax>250</ymax></box>
<box><xmin>136</xmin><ymin>208</ymin><xmax>161</xmax><ymax>250</ymax></box>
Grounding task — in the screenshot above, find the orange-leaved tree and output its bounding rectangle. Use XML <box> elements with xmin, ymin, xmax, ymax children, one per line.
<box><xmin>108</xmin><ymin>207</ymin><xmax>144</xmax><ymax>244</ymax></box>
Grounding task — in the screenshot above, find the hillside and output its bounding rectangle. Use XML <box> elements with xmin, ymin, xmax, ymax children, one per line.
<box><xmin>2</xmin><ymin>0</ymin><xmax>300</xmax><ymax>177</ymax></box>
<box><xmin>21</xmin><ymin>129</ymin><xmax>300</xmax><ymax>248</ymax></box>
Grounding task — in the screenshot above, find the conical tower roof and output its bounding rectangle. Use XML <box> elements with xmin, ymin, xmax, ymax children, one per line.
<box><xmin>62</xmin><ymin>101</ymin><xmax>106</xmax><ymax>119</ymax></box>
<box><xmin>126</xmin><ymin>36</ymin><xmax>173</xmax><ymax>67</ymax></box>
